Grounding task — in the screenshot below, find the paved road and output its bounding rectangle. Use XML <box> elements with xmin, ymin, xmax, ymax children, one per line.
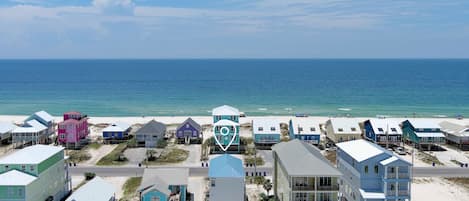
<box><xmin>70</xmin><ymin>166</ymin><xmax>272</xmax><ymax>177</ymax></box>
<box><xmin>70</xmin><ymin>166</ymin><xmax>469</xmax><ymax>178</ymax></box>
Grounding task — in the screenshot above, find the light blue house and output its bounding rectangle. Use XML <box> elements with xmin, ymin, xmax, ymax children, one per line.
<box><xmin>289</xmin><ymin>118</ymin><xmax>321</xmax><ymax>145</ymax></box>
<box><xmin>252</xmin><ymin>118</ymin><xmax>281</xmax><ymax>146</ymax></box>
<box><xmin>212</xmin><ymin>105</ymin><xmax>240</xmax><ymax>152</ymax></box>
<box><xmin>209</xmin><ymin>154</ymin><xmax>245</xmax><ymax>201</ymax></box>
<box><xmin>138</xmin><ymin>168</ymin><xmax>189</xmax><ymax>201</ymax></box>
<box><xmin>336</xmin><ymin>140</ymin><xmax>411</xmax><ymax>201</ymax></box>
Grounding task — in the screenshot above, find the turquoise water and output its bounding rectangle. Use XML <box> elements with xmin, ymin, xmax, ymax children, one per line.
<box><xmin>0</xmin><ymin>59</ymin><xmax>468</xmax><ymax>117</ymax></box>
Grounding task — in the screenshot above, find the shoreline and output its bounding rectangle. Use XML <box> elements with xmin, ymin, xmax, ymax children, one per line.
<box><xmin>1</xmin><ymin>115</ymin><xmax>468</xmax><ymax>126</ymax></box>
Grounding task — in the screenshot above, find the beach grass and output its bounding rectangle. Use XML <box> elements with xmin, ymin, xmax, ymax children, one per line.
<box><xmin>67</xmin><ymin>150</ymin><xmax>91</xmax><ymax>163</ymax></box>
<box><xmin>444</xmin><ymin>178</ymin><xmax>469</xmax><ymax>190</ymax></box>
<box><xmin>96</xmin><ymin>143</ymin><xmax>128</xmax><ymax>166</ymax></box>
<box><xmin>418</xmin><ymin>152</ymin><xmax>444</xmax><ymax>166</ymax></box>
<box><xmin>120</xmin><ymin>177</ymin><xmax>142</xmax><ymax>201</ymax></box>
<box><xmin>244</xmin><ymin>156</ymin><xmax>265</xmax><ymax>166</ymax></box>
<box><xmin>88</xmin><ymin>142</ymin><xmax>102</xmax><ymax>149</ymax></box>
<box><xmin>144</xmin><ymin>148</ymin><xmax>189</xmax><ymax>165</ymax></box>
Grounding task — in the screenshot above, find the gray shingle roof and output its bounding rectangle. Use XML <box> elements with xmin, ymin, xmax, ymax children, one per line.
<box><xmin>177</xmin><ymin>117</ymin><xmax>202</xmax><ymax>131</ymax></box>
<box><xmin>136</xmin><ymin>120</ymin><xmax>166</xmax><ymax>136</ymax></box>
<box><xmin>272</xmin><ymin>139</ymin><xmax>341</xmax><ymax>177</ymax></box>
<box><xmin>139</xmin><ymin>168</ymin><xmax>189</xmax><ymax>195</ymax></box>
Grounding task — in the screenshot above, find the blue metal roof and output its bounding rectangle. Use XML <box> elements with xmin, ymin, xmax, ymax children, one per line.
<box><xmin>209</xmin><ymin>154</ymin><xmax>244</xmax><ymax>178</ymax></box>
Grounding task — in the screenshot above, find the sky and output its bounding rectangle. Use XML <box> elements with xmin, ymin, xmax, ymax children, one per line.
<box><xmin>0</xmin><ymin>0</ymin><xmax>468</xmax><ymax>58</ymax></box>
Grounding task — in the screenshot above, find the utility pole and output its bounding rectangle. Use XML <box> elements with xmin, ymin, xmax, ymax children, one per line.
<box><xmin>386</xmin><ymin>124</ymin><xmax>389</xmax><ymax>149</ymax></box>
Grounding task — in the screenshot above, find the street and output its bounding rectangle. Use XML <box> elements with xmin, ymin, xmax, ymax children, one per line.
<box><xmin>70</xmin><ymin>166</ymin><xmax>469</xmax><ymax>178</ymax></box>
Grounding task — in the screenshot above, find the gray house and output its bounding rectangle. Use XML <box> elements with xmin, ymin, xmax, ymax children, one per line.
<box><xmin>136</xmin><ymin>120</ymin><xmax>166</xmax><ymax>148</ymax></box>
<box><xmin>272</xmin><ymin>139</ymin><xmax>342</xmax><ymax>201</ymax></box>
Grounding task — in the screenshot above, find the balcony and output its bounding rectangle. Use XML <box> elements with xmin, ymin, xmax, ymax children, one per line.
<box><xmin>398</xmin><ymin>190</ymin><xmax>409</xmax><ymax>196</ymax></box>
<box><xmin>317</xmin><ymin>184</ymin><xmax>339</xmax><ymax>191</ymax></box>
<box><xmin>398</xmin><ymin>172</ymin><xmax>410</xmax><ymax>179</ymax></box>
<box><xmin>386</xmin><ymin>189</ymin><xmax>409</xmax><ymax>197</ymax></box>
<box><xmin>292</xmin><ymin>184</ymin><xmax>315</xmax><ymax>191</ymax></box>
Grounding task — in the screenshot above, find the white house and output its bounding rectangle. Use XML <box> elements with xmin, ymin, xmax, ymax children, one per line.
<box><xmin>66</xmin><ymin>176</ymin><xmax>116</xmax><ymax>201</ymax></box>
<box><xmin>325</xmin><ymin>118</ymin><xmax>362</xmax><ymax>143</ymax></box>
<box><xmin>440</xmin><ymin>121</ymin><xmax>469</xmax><ymax>150</ymax></box>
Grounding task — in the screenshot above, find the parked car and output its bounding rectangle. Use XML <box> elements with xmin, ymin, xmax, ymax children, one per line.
<box><xmin>394</xmin><ymin>147</ymin><xmax>407</xmax><ymax>155</ymax></box>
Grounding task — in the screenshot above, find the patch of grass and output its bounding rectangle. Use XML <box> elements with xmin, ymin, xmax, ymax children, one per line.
<box><xmin>96</xmin><ymin>143</ymin><xmax>128</xmax><ymax>166</ymax></box>
<box><xmin>88</xmin><ymin>142</ymin><xmax>102</xmax><ymax>149</ymax></box>
<box><xmin>244</xmin><ymin>156</ymin><xmax>265</xmax><ymax>166</ymax></box>
<box><xmin>120</xmin><ymin>177</ymin><xmax>142</xmax><ymax>201</ymax></box>
<box><xmin>418</xmin><ymin>152</ymin><xmax>444</xmax><ymax>166</ymax></box>
<box><xmin>68</xmin><ymin>150</ymin><xmax>91</xmax><ymax>163</ymax></box>
<box><xmin>145</xmin><ymin>148</ymin><xmax>189</xmax><ymax>165</ymax></box>
<box><xmin>246</xmin><ymin>176</ymin><xmax>266</xmax><ymax>185</ymax></box>
<box><xmin>445</xmin><ymin>178</ymin><xmax>469</xmax><ymax>190</ymax></box>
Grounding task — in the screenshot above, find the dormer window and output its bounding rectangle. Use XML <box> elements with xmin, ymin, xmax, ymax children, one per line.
<box><xmin>351</xmin><ymin>128</ymin><xmax>357</xmax><ymax>132</ymax></box>
<box><xmin>258</xmin><ymin>127</ymin><xmax>263</xmax><ymax>131</ymax></box>
<box><xmin>270</xmin><ymin>127</ymin><xmax>276</xmax><ymax>131</ymax></box>
<box><xmin>310</xmin><ymin>127</ymin><xmax>316</xmax><ymax>132</ymax></box>
<box><xmin>338</xmin><ymin>128</ymin><xmax>344</xmax><ymax>132</ymax></box>
<box><xmin>391</xmin><ymin>128</ymin><xmax>397</xmax><ymax>132</ymax></box>
<box><xmin>298</xmin><ymin>127</ymin><xmax>303</xmax><ymax>132</ymax></box>
<box><xmin>378</xmin><ymin>128</ymin><xmax>384</xmax><ymax>132</ymax></box>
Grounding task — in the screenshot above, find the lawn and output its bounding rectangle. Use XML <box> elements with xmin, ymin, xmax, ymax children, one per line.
<box><xmin>87</xmin><ymin>142</ymin><xmax>102</xmax><ymax>149</ymax></box>
<box><xmin>144</xmin><ymin>148</ymin><xmax>189</xmax><ymax>165</ymax></box>
<box><xmin>120</xmin><ymin>177</ymin><xmax>142</xmax><ymax>201</ymax></box>
<box><xmin>96</xmin><ymin>143</ymin><xmax>128</xmax><ymax>166</ymax></box>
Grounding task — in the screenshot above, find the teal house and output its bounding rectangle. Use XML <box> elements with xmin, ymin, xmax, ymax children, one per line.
<box><xmin>401</xmin><ymin>119</ymin><xmax>445</xmax><ymax>150</ymax></box>
<box><xmin>0</xmin><ymin>145</ymin><xmax>71</xmax><ymax>201</ymax></box>
<box><xmin>138</xmin><ymin>168</ymin><xmax>189</xmax><ymax>201</ymax></box>
<box><xmin>212</xmin><ymin>105</ymin><xmax>241</xmax><ymax>152</ymax></box>
<box><xmin>252</xmin><ymin>118</ymin><xmax>281</xmax><ymax>146</ymax></box>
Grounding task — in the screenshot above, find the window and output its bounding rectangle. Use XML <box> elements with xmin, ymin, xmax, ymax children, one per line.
<box><xmin>298</xmin><ymin>127</ymin><xmax>303</xmax><ymax>132</ymax></box>
<box><xmin>364</xmin><ymin>166</ymin><xmax>369</xmax><ymax>173</ymax></box>
<box><xmin>151</xmin><ymin>197</ymin><xmax>160</xmax><ymax>201</ymax></box>
<box><xmin>270</xmin><ymin>127</ymin><xmax>276</xmax><ymax>131</ymax></box>
<box><xmin>378</xmin><ymin>128</ymin><xmax>384</xmax><ymax>132</ymax></box>
<box><xmin>390</xmin><ymin>167</ymin><xmax>395</xmax><ymax>173</ymax></box>
<box><xmin>22</xmin><ymin>165</ymin><xmax>26</xmax><ymax>171</ymax></box>
<box><xmin>258</xmin><ymin>127</ymin><xmax>264</xmax><ymax>131</ymax></box>
<box><xmin>310</xmin><ymin>127</ymin><xmax>316</xmax><ymax>132</ymax></box>
<box><xmin>319</xmin><ymin>177</ymin><xmax>331</xmax><ymax>186</ymax></box>
<box><xmin>338</xmin><ymin>128</ymin><xmax>344</xmax><ymax>132</ymax></box>
<box><xmin>351</xmin><ymin>127</ymin><xmax>357</xmax><ymax>132</ymax></box>
<box><xmin>391</xmin><ymin>128</ymin><xmax>397</xmax><ymax>132</ymax></box>
<box><xmin>211</xmin><ymin>179</ymin><xmax>216</xmax><ymax>187</ymax></box>
<box><xmin>374</xmin><ymin>165</ymin><xmax>379</xmax><ymax>174</ymax></box>
<box><xmin>186</xmin><ymin>124</ymin><xmax>189</xmax><ymax>128</ymax></box>
<box><xmin>5</xmin><ymin>165</ymin><xmax>9</xmax><ymax>170</ymax></box>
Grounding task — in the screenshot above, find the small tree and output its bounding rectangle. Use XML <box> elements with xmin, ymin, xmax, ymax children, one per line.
<box><xmin>146</xmin><ymin>149</ymin><xmax>157</xmax><ymax>161</ymax></box>
<box><xmin>263</xmin><ymin>179</ymin><xmax>273</xmax><ymax>196</ymax></box>
<box><xmin>259</xmin><ymin>193</ymin><xmax>269</xmax><ymax>201</ymax></box>
<box><xmin>156</xmin><ymin>139</ymin><xmax>168</xmax><ymax>148</ymax></box>
<box><xmin>84</xmin><ymin>172</ymin><xmax>96</xmax><ymax>180</ymax></box>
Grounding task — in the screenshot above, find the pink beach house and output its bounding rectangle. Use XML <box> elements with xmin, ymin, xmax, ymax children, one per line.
<box><xmin>58</xmin><ymin>111</ymin><xmax>89</xmax><ymax>147</ymax></box>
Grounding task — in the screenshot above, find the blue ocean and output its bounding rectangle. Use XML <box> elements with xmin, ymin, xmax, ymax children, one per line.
<box><xmin>0</xmin><ymin>59</ymin><xmax>468</xmax><ymax>117</ymax></box>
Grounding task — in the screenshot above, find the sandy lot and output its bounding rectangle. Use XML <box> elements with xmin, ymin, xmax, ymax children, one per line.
<box><xmin>412</xmin><ymin>177</ymin><xmax>469</xmax><ymax>201</ymax></box>
<box><xmin>81</xmin><ymin>144</ymin><xmax>117</xmax><ymax>166</ymax></box>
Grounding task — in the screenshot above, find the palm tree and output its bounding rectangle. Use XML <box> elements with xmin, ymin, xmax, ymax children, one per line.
<box><xmin>263</xmin><ymin>179</ymin><xmax>273</xmax><ymax>196</ymax></box>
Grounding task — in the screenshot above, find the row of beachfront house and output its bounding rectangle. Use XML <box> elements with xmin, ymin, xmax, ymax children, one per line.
<box><xmin>251</xmin><ymin>114</ymin><xmax>468</xmax><ymax>150</ymax></box>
